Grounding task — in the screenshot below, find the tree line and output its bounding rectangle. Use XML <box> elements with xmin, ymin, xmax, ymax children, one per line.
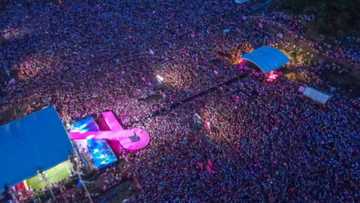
<box><xmin>280</xmin><ymin>0</ymin><xmax>360</xmax><ymax>37</ymax></box>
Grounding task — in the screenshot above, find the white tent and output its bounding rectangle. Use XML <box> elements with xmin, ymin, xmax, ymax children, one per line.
<box><xmin>299</xmin><ymin>86</ymin><xmax>332</xmax><ymax>104</ymax></box>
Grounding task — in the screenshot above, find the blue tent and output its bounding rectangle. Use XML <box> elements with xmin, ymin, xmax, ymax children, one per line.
<box><xmin>0</xmin><ymin>106</ymin><xmax>72</xmax><ymax>190</ymax></box>
<box><xmin>242</xmin><ymin>46</ymin><xmax>289</xmax><ymax>73</ymax></box>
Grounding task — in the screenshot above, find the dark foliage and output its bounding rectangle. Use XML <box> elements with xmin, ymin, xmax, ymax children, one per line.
<box><xmin>281</xmin><ymin>0</ymin><xmax>360</xmax><ymax>36</ymax></box>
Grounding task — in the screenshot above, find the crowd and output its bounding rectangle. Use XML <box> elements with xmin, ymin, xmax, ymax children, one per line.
<box><xmin>7</xmin><ymin>161</ymin><xmax>134</xmax><ymax>202</ymax></box>
<box><xmin>0</xmin><ymin>1</ymin><xmax>360</xmax><ymax>202</ymax></box>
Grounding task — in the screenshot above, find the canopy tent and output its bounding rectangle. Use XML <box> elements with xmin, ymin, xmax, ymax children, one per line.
<box><xmin>0</xmin><ymin>106</ymin><xmax>72</xmax><ymax>190</ymax></box>
<box><xmin>299</xmin><ymin>86</ymin><xmax>332</xmax><ymax>104</ymax></box>
<box><xmin>242</xmin><ymin>46</ymin><xmax>289</xmax><ymax>73</ymax></box>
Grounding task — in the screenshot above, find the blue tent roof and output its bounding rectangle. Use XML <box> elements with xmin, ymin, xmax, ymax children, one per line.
<box><xmin>242</xmin><ymin>46</ymin><xmax>289</xmax><ymax>73</ymax></box>
<box><xmin>0</xmin><ymin>106</ymin><xmax>72</xmax><ymax>189</ymax></box>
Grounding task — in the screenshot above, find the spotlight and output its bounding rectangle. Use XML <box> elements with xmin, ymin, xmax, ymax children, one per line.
<box><xmin>266</xmin><ymin>71</ymin><xmax>280</xmax><ymax>82</ymax></box>
<box><xmin>156</xmin><ymin>74</ymin><xmax>164</xmax><ymax>83</ymax></box>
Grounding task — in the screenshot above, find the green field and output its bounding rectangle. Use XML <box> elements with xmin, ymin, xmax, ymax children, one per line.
<box><xmin>26</xmin><ymin>161</ymin><xmax>73</xmax><ymax>190</ymax></box>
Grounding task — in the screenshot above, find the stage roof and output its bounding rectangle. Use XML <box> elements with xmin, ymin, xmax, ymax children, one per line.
<box><xmin>242</xmin><ymin>46</ymin><xmax>289</xmax><ymax>73</ymax></box>
<box><xmin>0</xmin><ymin>106</ymin><xmax>72</xmax><ymax>189</ymax></box>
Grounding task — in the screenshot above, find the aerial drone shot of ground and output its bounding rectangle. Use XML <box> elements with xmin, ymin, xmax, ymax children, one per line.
<box><xmin>0</xmin><ymin>1</ymin><xmax>360</xmax><ymax>202</ymax></box>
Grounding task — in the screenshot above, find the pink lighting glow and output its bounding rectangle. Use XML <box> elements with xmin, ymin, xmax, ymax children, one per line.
<box><xmin>265</xmin><ymin>71</ymin><xmax>281</xmax><ymax>82</ymax></box>
<box><xmin>238</xmin><ymin>58</ymin><xmax>245</xmax><ymax>64</ymax></box>
<box><xmin>236</xmin><ymin>58</ymin><xmax>247</xmax><ymax>71</ymax></box>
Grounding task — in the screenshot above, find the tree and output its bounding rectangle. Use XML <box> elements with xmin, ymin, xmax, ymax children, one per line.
<box><xmin>281</xmin><ymin>0</ymin><xmax>360</xmax><ymax>36</ymax></box>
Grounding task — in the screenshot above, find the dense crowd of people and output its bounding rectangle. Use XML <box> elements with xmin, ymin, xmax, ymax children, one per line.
<box><xmin>1</xmin><ymin>1</ymin><xmax>360</xmax><ymax>202</ymax></box>
<box><xmin>7</xmin><ymin>160</ymin><xmax>134</xmax><ymax>202</ymax></box>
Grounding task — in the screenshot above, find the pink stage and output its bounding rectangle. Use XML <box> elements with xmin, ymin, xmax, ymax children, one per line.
<box><xmin>69</xmin><ymin>111</ymin><xmax>150</xmax><ymax>154</ymax></box>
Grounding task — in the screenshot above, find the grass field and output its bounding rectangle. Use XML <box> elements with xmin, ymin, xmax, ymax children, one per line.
<box><xmin>26</xmin><ymin>161</ymin><xmax>73</xmax><ymax>190</ymax></box>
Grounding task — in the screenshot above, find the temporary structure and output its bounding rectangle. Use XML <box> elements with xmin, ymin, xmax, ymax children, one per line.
<box><xmin>0</xmin><ymin>106</ymin><xmax>72</xmax><ymax>190</ymax></box>
<box><xmin>242</xmin><ymin>46</ymin><xmax>289</xmax><ymax>73</ymax></box>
